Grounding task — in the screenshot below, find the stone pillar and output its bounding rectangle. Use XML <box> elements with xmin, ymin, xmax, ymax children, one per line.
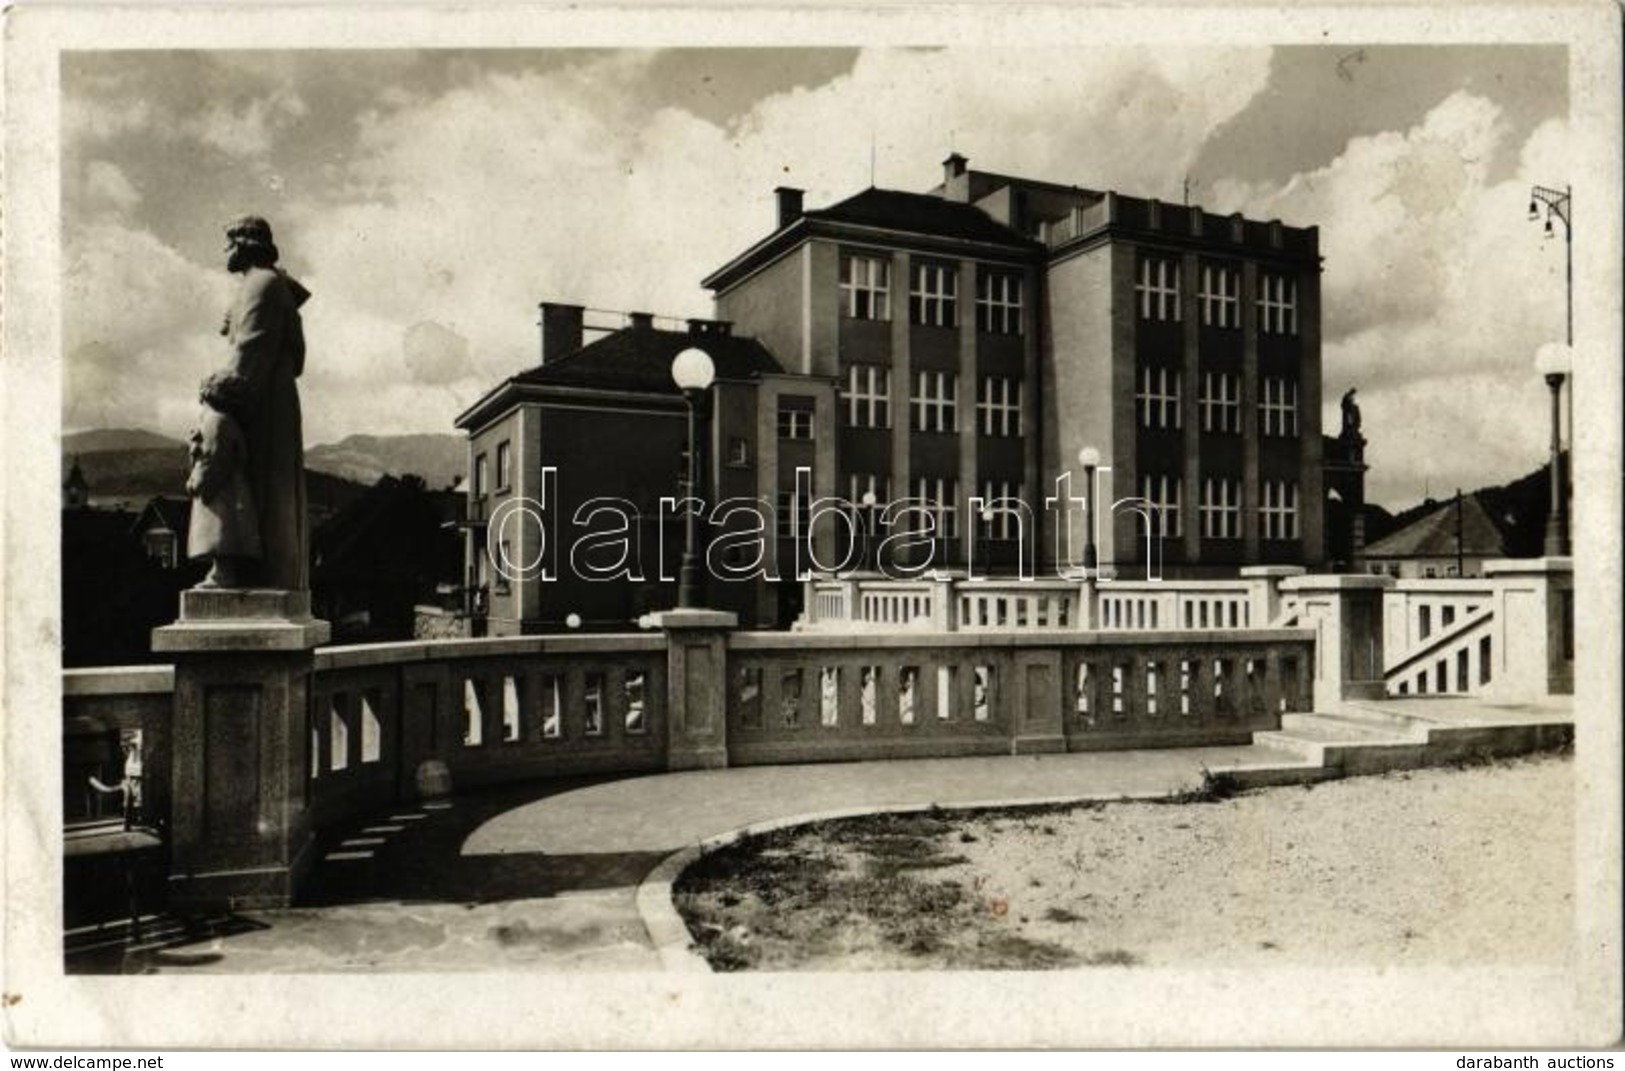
<box><xmin>1278</xmin><ymin>574</ymin><xmax>1392</xmax><ymax>710</ymax></box>
<box><xmin>152</xmin><ymin>589</ymin><xmax>330</xmax><ymax>911</ymax></box>
<box><xmin>1010</xmin><ymin>650</ymin><xmax>1066</xmax><ymax>754</ymax></box>
<box><xmin>1483</xmin><ymin>558</ymin><xmax>1574</xmax><ymax>698</ymax></box>
<box><xmin>1075</xmin><ymin>576</ymin><xmax>1099</xmax><ymax>630</ymax></box>
<box><xmin>1240</xmin><ymin>565</ymin><xmax>1306</xmax><ymax>628</ymax></box>
<box><xmin>655</xmin><ymin>608</ymin><xmax>738</xmax><ymax>770</ymax></box>
<box><xmin>930</xmin><ymin>577</ymin><xmax>955</xmax><ymax>631</ymax></box>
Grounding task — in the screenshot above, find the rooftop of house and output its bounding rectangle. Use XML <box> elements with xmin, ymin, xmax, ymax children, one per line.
<box><xmin>1363</xmin><ymin>492</ymin><xmax>1512</xmax><ymax>560</ymax></box>
<box><xmin>511</xmin><ymin>322</ymin><xmax>785</xmax><ymax>395</ymax></box>
<box><xmin>804</xmin><ymin>186</ymin><xmax>1036</xmax><ymax>247</ymax></box>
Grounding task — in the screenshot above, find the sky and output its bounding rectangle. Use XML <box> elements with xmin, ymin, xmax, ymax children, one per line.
<box><xmin>61</xmin><ymin>45</ymin><xmax>1571</xmax><ymax>509</ymax></box>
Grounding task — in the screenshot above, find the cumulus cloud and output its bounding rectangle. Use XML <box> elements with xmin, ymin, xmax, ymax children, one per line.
<box><xmin>1213</xmin><ymin>92</ymin><xmax>1569</xmax><ymax>504</ymax></box>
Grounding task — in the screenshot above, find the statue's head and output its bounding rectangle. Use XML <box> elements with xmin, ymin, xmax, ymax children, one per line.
<box><xmin>199</xmin><ymin>370</ymin><xmax>253</xmax><ymax>418</ymax></box>
<box><xmin>224</xmin><ymin>215</ymin><xmax>279</xmax><ymax>273</ymax></box>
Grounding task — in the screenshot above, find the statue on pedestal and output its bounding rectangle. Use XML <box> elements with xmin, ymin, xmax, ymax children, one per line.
<box><xmin>188</xmin><ymin>216</ymin><xmax>312</xmax><ymax>591</ymax></box>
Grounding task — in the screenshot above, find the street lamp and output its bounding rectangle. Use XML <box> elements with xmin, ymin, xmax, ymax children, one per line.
<box><xmin>1534</xmin><ymin>342</ymin><xmax>1571</xmax><ymax>556</ymax></box>
<box><xmin>1528</xmin><ymin>184</ymin><xmax>1573</xmax><ymax>346</ymax></box>
<box><xmin>671</xmin><ymin>347</ymin><xmax>716</xmax><ymax>608</ymax></box>
<box><xmin>1077</xmin><ymin>446</ymin><xmax>1101</xmax><ymax>574</ymax></box>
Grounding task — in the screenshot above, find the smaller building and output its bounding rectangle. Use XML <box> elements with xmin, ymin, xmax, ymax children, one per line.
<box><xmin>1362</xmin><ymin>492</ymin><xmax>1511</xmax><ymax>579</ymax></box>
<box><xmin>129</xmin><ymin>495</ymin><xmax>191</xmax><ymax>570</ymax></box>
<box><xmin>455</xmin><ymin>310</ymin><xmax>827</xmax><ymax>633</ymax></box>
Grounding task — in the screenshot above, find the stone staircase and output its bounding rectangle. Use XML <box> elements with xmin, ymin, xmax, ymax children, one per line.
<box><xmin>1217</xmin><ymin>699</ymin><xmax>1573</xmax><ymax>787</ymax></box>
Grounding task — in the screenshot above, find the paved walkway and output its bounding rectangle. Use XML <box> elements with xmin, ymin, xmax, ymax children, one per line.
<box><xmin>70</xmin><ymin>695</ymin><xmax>1571</xmax><ymax>974</ymax></box>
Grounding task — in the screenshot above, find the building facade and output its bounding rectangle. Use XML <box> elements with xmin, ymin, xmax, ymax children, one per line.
<box><xmin>461</xmin><ymin>155</ymin><xmax>1331</xmax><ymax>631</ymax></box>
<box><xmin>704</xmin><ymin>155</ymin><xmax>1326</xmax><ymax>579</ymax></box>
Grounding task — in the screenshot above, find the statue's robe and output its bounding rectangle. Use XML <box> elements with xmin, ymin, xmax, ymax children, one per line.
<box><xmin>224</xmin><ymin>266</ymin><xmax>311</xmax><ymax>591</ymax></box>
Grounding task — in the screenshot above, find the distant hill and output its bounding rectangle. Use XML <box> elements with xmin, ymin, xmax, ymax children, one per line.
<box><xmin>306</xmin><ymin>433</ymin><xmax>464</xmax><ymax>489</ymax></box>
<box><xmin>65</xmin><ymin>439</ymin><xmax>371</xmax><ymax>520</ymax></box>
<box><xmin>63</xmin><ymin>428</ymin><xmax>186</xmax><ymax>455</ymax></box>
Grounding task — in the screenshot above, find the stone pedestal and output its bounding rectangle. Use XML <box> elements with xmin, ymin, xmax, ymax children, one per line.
<box><xmin>1483</xmin><ymin>557</ymin><xmax>1574</xmax><ymax>698</ymax></box>
<box><xmin>153</xmin><ymin>589</ymin><xmax>329</xmax><ymax>911</ymax></box>
<box><xmin>1278</xmin><ymin>574</ymin><xmax>1392</xmax><ymax>711</ymax></box>
<box><xmin>655</xmin><ymin>608</ymin><xmax>737</xmax><ymax>771</ymax></box>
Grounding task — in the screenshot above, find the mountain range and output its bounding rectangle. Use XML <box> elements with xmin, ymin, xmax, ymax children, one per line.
<box><xmin>63</xmin><ymin>428</ymin><xmax>466</xmax><ymax>496</ymax></box>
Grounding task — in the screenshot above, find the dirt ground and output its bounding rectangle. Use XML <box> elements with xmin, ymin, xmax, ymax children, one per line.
<box><xmin>672</xmin><ymin>752</ymin><xmax>1575</xmax><ymax>971</ymax></box>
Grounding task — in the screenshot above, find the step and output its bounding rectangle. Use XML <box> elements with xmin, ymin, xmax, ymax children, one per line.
<box><xmin>1279</xmin><ymin>712</ymin><xmax>1424</xmax><ymax>741</ymax></box>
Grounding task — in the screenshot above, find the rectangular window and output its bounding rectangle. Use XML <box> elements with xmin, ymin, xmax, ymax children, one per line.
<box><xmin>1199</xmin><ymin>371</ymin><xmax>1241</xmax><ymax>434</ymax></box>
<box><xmin>776</xmin><ymin>488</ymin><xmax>811</xmax><ymax>541</ymax></box>
<box><xmin>1200</xmin><ymin>477</ymin><xmax>1242</xmax><ymax>540</ymax></box>
<box><xmin>777</xmin><ymin>400</ymin><xmax>815</xmax><ymax>440</ymax></box>
<box><xmin>975</xmin><ymin>270</ymin><xmax>1023</xmax><ymax>335</ymax></box>
<box><xmin>845</xmin><ymin>365</ymin><xmax>891</xmax><ymax>428</ymax></box>
<box><xmin>1136</xmin><ymin>366</ymin><xmax>1182</xmax><ymax>430</ymax></box>
<box><xmin>910</xmin><ymin>476</ymin><xmax>959</xmax><ymax>540</ymax></box>
<box><xmin>911</xmin><ymin>371</ymin><xmax>958</xmax><ymax>434</ymax></box>
<box><xmin>1258</xmin><ymin>272</ymin><xmax>1298</xmax><ymax>335</ymax></box>
<box><xmin>1136</xmin><ymin>256</ymin><xmax>1181</xmax><ymax>322</ymax></box>
<box><xmin>495</xmin><ymin>440</ymin><xmax>511</xmax><ymax>491</ymax></box>
<box><xmin>978</xmin><ymin>480</ymin><xmax>1024</xmax><ymax>540</ymax></box>
<box><xmin>493</xmin><ymin>540</ymin><xmax>513</xmax><ymax>594</ymax></box>
<box><xmin>1260</xmin><ymin>480</ymin><xmax>1300</xmax><ymax>540</ymax></box>
<box><xmin>473</xmin><ymin>453</ymin><xmax>488</xmax><ymax>497</ymax></box>
<box><xmin>840</xmin><ymin>253</ymin><xmax>890</xmax><ymax>321</ymax></box>
<box><xmin>1260</xmin><ymin>377</ymin><xmax>1299</xmax><ymax>437</ymax></box>
<box><xmin>910</xmin><ymin>261</ymin><xmax>958</xmax><ymax>327</ymax></box>
<box><xmin>976</xmin><ymin>376</ymin><xmax>1022</xmax><ymax>437</ymax></box>
<box><xmin>1139</xmin><ymin>474</ymin><xmax>1182</xmax><ymax>539</ymax></box>
<box><xmin>1199</xmin><ymin>264</ymin><xmax>1240</xmax><ymax>328</ymax></box>
<box><xmin>848</xmin><ymin>473</ymin><xmax>891</xmax><ymax>519</ymax></box>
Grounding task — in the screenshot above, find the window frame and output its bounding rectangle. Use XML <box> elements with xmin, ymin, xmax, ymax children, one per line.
<box><xmin>1199</xmin><ymin>476</ymin><xmax>1242</xmax><ymax>541</ymax></box>
<box><xmin>840</xmin><ymin>252</ymin><xmax>891</xmax><ymax>321</ymax></box>
<box><xmin>976</xmin><ymin>375</ymin><xmax>1023</xmax><ymax>437</ymax></box>
<box><xmin>975</xmin><ymin>269</ymin><xmax>1024</xmax><ymax>336</ymax></box>
<box><xmin>1198</xmin><ymin>263</ymin><xmax>1241</xmax><ymax>329</ymax></box>
<box><xmin>1136</xmin><ymin>365</ymin><xmax>1183</xmax><ymax>430</ymax></box>
<box><xmin>845</xmin><ymin>364</ymin><xmax>892</xmax><ymax>429</ymax></box>
<box><xmin>1136</xmin><ymin>256</ymin><xmax>1182</xmax><ymax>322</ymax></box>
<box><xmin>909</xmin><ymin>260</ymin><xmax>959</xmax><ymax>328</ymax></box>
<box><xmin>911</xmin><ymin>370</ymin><xmax>958</xmax><ymax>434</ymax></box>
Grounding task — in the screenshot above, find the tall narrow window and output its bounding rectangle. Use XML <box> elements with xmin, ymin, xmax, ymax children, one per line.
<box><xmin>845</xmin><ymin>365</ymin><xmax>891</xmax><ymax>428</ymax></box>
<box><xmin>1199</xmin><ymin>371</ymin><xmax>1241</xmax><ymax>434</ymax></box>
<box><xmin>1260</xmin><ymin>480</ymin><xmax>1300</xmax><ymax>540</ymax></box>
<box><xmin>911</xmin><ymin>371</ymin><xmax>958</xmax><ymax>433</ymax></box>
<box><xmin>1257</xmin><ymin>272</ymin><xmax>1298</xmax><ymax>335</ymax></box>
<box><xmin>1136</xmin><ymin>256</ymin><xmax>1181</xmax><ymax>322</ymax></box>
<box><xmin>1260</xmin><ymin>377</ymin><xmax>1299</xmax><ymax>437</ymax></box>
<box><xmin>1136</xmin><ymin>366</ymin><xmax>1182</xmax><ymax>430</ymax></box>
<box><xmin>1200</xmin><ymin>477</ymin><xmax>1242</xmax><ymax>540</ymax></box>
<box><xmin>975</xmin><ymin>270</ymin><xmax>1023</xmax><ymax>335</ymax></box>
<box><xmin>976</xmin><ymin>376</ymin><xmax>1022</xmax><ymax>437</ymax></box>
<box><xmin>495</xmin><ymin>440</ymin><xmax>511</xmax><ymax>491</ymax></box>
<box><xmin>1139</xmin><ymin>474</ymin><xmax>1182</xmax><ymax>538</ymax></box>
<box><xmin>910</xmin><ymin>261</ymin><xmax>958</xmax><ymax>327</ymax></box>
<box><xmin>473</xmin><ymin>453</ymin><xmax>488</xmax><ymax>498</ymax></box>
<box><xmin>1198</xmin><ymin>264</ymin><xmax>1240</xmax><ymax>328</ymax></box>
<box><xmin>777</xmin><ymin>488</ymin><xmax>811</xmax><ymax>540</ymax></box>
<box><xmin>978</xmin><ymin>480</ymin><xmax>1024</xmax><ymax>540</ymax></box>
<box><xmin>840</xmin><ymin>253</ymin><xmax>890</xmax><ymax>320</ymax></box>
<box><xmin>910</xmin><ymin>477</ymin><xmax>959</xmax><ymax>540</ymax></box>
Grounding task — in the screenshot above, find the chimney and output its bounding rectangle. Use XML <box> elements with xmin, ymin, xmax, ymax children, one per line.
<box><xmin>942</xmin><ymin>153</ymin><xmax>970</xmax><ymax>202</ymax></box>
<box><xmin>538</xmin><ymin>302</ymin><xmax>584</xmax><ymax>365</ymax></box>
<box><xmin>774</xmin><ymin>187</ymin><xmax>804</xmax><ymax>229</ymax></box>
<box><xmin>628</xmin><ymin>311</ymin><xmax>655</xmax><ymax>331</ymax></box>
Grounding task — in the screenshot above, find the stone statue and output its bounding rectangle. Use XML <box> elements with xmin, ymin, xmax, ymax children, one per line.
<box><xmin>215</xmin><ymin>216</ymin><xmax>312</xmax><ymax>591</ymax></box>
<box><xmin>186</xmin><ymin>370</ymin><xmax>263</xmax><ymax>587</ymax></box>
<box><xmin>1340</xmin><ymin>387</ymin><xmax>1363</xmax><ymax>441</ymax></box>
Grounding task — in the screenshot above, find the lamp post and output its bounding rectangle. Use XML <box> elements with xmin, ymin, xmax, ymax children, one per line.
<box><xmin>671</xmin><ymin>347</ymin><xmax>716</xmax><ymax>608</ymax></box>
<box><xmin>1534</xmin><ymin>342</ymin><xmax>1570</xmax><ymax>556</ymax></box>
<box><xmin>1077</xmin><ymin>446</ymin><xmax>1101</xmax><ymax>574</ymax></box>
<box><xmin>1528</xmin><ymin>185</ymin><xmax>1572</xmax><ymax>347</ymax></box>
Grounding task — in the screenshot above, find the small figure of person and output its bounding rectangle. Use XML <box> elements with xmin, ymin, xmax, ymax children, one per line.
<box><xmin>88</xmin><ymin>734</ymin><xmax>144</xmax><ymax>830</ymax></box>
<box><xmin>186</xmin><ymin>370</ymin><xmax>263</xmax><ymax>588</ymax></box>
